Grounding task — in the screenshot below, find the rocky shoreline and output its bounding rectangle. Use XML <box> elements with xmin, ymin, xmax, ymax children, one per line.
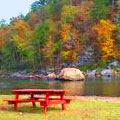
<box><xmin>0</xmin><ymin>61</ymin><xmax>120</xmax><ymax>80</ymax></box>
<box><xmin>0</xmin><ymin>68</ymin><xmax>120</xmax><ymax>80</ymax></box>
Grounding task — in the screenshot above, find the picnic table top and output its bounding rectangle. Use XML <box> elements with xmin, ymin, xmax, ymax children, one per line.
<box><xmin>12</xmin><ymin>89</ymin><xmax>66</xmax><ymax>93</ymax></box>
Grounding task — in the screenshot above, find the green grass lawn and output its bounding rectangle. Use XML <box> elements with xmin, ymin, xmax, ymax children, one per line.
<box><xmin>1</xmin><ymin>95</ymin><xmax>120</xmax><ymax>120</ymax></box>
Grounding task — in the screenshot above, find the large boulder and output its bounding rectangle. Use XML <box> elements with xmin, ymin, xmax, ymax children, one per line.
<box><xmin>58</xmin><ymin>68</ymin><xmax>85</xmax><ymax>80</ymax></box>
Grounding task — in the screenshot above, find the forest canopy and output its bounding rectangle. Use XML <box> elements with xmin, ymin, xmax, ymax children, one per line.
<box><xmin>0</xmin><ymin>0</ymin><xmax>120</xmax><ymax>71</ymax></box>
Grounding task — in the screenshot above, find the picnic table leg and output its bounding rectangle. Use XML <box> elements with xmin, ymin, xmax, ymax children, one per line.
<box><xmin>14</xmin><ymin>102</ymin><xmax>18</xmax><ymax>111</ymax></box>
<box><xmin>61</xmin><ymin>95</ymin><xmax>66</xmax><ymax>110</ymax></box>
<box><xmin>44</xmin><ymin>105</ymin><xmax>48</xmax><ymax>113</ymax></box>
<box><xmin>31</xmin><ymin>93</ymin><xmax>36</xmax><ymax>108</ymax></box>
<box><xmin>62</xmin><ymin>104</ymin><xmax>66</xmax><ymax>110</ymax></box>
<box><xmin>32</xmin><ymin>102</ymin><xmax>36</xmax><ymax>108</ymax></box>
<box><xmin>43</xmin><ymin>93</ymin><xmax>49</xmax><ymax>113</ymax></box>
<box><xmin>14</xmin><ymin>94</ymin><xmax>18</xmax><ymax>111</ymax></box>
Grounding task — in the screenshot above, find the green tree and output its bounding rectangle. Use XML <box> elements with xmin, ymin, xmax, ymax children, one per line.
<box><xmin>33</xmin><ymin>22</ymin><xmax>50</xmax><ymax>69</ymax></box>
<box><xmin>89</xmin><ymin>0</ymin><xmax>110</xmax><ymax>20</ymax></box>
<box><xmin>31</xmin><ymin>0</ymin><xmax>48</xmax><ymax>12</ymax></box>
<box><xmin>11</xmin><ymin>19</ymin><xmax>35</xmax><ymax>70</ymax></box>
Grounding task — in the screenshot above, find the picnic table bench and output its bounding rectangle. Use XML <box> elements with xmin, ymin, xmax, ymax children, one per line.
<box><xmin>4</xmin><ymin>89</ymin><xmax>71</xmax><ymax>113</ymax></box>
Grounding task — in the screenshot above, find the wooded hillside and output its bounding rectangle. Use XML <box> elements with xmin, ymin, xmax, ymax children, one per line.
<box><xmin>0</xmin><ymin>0</ymin><xmax>120</xmax><ymax>71</ymax></box>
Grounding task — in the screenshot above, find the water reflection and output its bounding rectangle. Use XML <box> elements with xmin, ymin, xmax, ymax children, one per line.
<box><xmin>84</xmin><ymin>77</ymin><xmax>120</xmax><ymax>96</ymax></box>
<box><xmin>62</xmin><ymin>81</ymin><xmax>84</xmax><ymax>96</ymax></box>
<box><xmin>48</xmin><ymin>81</ymin><xmax>84</xmax><ymax>95</ymax></box>
<box><xmin>1</xmin><ymin>77</ymin><xmax>120</xmax><ymax>96</ymax></box>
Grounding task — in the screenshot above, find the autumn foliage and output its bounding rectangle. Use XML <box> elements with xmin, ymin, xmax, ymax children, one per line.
<box><xmin>0</xmin><ymin>0</ymin><xmax>120</xmax><ymax>70</ymax></box>
<box><xmin>93</xmin><ymin>19</ymin><xmax>117</xmax><ymax>60</ymax></box>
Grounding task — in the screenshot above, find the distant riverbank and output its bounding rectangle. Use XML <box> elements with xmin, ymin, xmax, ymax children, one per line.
<box><xmin>0</xmin><ymin>61</ymin><xmax>120</xmax><ymax>80</ymax></box>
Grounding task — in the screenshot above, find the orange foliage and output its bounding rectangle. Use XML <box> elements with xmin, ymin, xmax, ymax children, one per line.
<box><xmin>60</xmin><ymin>24</ymin><xmax>72</xmax><ymax>42</ymax></box>
<box><xmin>75</xmin><ymin>16</ymin><xmax>84</xmax><ymax>22</ymax></box>
<box><xmin>12</xmin><ymin>19</ymin><xmax>31</xmax><ymax>38</ymax></box>
<box><xmin>12</xmin><ymin>19</ymin><xmax>33</xmax><ymax>48</ymax></box>
<box><xmin>28</xmin><ymin>13</ymin><xmax>40</xmax><ymax>28</ymax></box>
<box><xmin>0</xmin><ymin>27</ymin><xmax>9</xmax><ymax>47</ymax></box>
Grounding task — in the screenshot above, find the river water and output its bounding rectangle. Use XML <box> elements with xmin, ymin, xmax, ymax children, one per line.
<box><xmin>0</xmin><ymin>77</ymin><xmax>120</xmax><ymax>96</ymax></box>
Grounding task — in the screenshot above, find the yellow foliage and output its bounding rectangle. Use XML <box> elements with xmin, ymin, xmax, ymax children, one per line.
<box><xmin>117</xmin><ymin>0</ymin><xmax>120</xmax><ymax>6</ymax></box>
<box><xmin>42</xmin><ymin>20</ymin><xmax>58</xmax><ymax>59</ymax></box>
<box><xmin>12</xmin><ymin>19</ymin><xmax>31</xmax><ymax>32</ymax></box>
<box><xmin>60</xmin><ymin>25</ymin><xmax>81</xmax><ymax>62</ymax></box>
<box><xmin>65</xmin><ymin>44</ymin><xmax>71</xmax><ymax>49</ymax></box>
<box><xmin>70</xmin><ymin>51</ymin><xmax>78</xmax><ymax>62</ymax></box>
<box><xmin>62</xmin><ymin>5</ymin><xmax>77</xmax><ymax>17</ymax></box>
<box><xmin>61</xmin><ymin>51</ymin><xmax>70</xmax><ymax>60</ymax></box>
<box><xmin>60</xmin><ymin>24</ymin><xmax>71</xmax><ymax>42</ymax></box>
<box><xmin>93</xmin><ymin>19</ymin><xmax>117</xmax><ymax>37</ymax></box>
<box><xmin>62</xmin><ymin>2</ymin><xmax>92</xmax><ymax>18</ymax></box>
<box><xmin>11</xmin><ymin>19</ymin><xmax>34</xmax><ymax>53</ymax></box>
<box><xmin>43</xmin><ymin>36</ymin><xmax>55</xmax><ymax>58</ymax></box>
<box><xmin>93</xmin><ymin>19</ymin><xmax>117</xmax><ymax>60</ymax></box>
<box><xmin>46</xmin><ymin>19</ymin><xmax>55</xmax><ymax>33</ymax></box>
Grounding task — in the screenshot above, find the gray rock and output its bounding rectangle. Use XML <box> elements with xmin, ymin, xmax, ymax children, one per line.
<box><xmin>101</xmin><ymin>68</ymin><xmax>113</xmax><ymax>77</ymax></box>
<box><xmin>86</xmin><ymin>70</ymin><xmax>97</xmax><ymax>78</ymax></box>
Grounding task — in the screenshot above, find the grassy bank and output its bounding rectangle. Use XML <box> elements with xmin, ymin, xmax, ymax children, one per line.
<box><xmin>1</xmin><ymin>95</ymin><xmax>120</xmax><ymax>120</ymax></box>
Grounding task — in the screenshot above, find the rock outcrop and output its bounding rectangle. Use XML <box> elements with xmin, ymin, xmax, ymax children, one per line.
<box><xmin>47</xmin><ymin>73</ymin><xmax>57</xmax><ymax>80</ymax></box>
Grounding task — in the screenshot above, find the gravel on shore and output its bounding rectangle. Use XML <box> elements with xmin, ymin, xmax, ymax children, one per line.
<box><xmin>67</xmin><ymin>96</ymin><xmax>120</xmax><ymax>103</ymax></box>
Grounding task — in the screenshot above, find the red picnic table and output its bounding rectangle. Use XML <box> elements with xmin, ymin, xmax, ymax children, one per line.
<box><xmin>5</xmin><ymin>89</ymin><xmax>71</xmax><ymax>113</ymax></box>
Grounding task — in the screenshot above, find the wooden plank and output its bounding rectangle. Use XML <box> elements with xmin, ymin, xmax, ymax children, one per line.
<box><xmin>4</xmin><ymin>99</ymin><xmax>46</xmax><ymax>104</ymax></box>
